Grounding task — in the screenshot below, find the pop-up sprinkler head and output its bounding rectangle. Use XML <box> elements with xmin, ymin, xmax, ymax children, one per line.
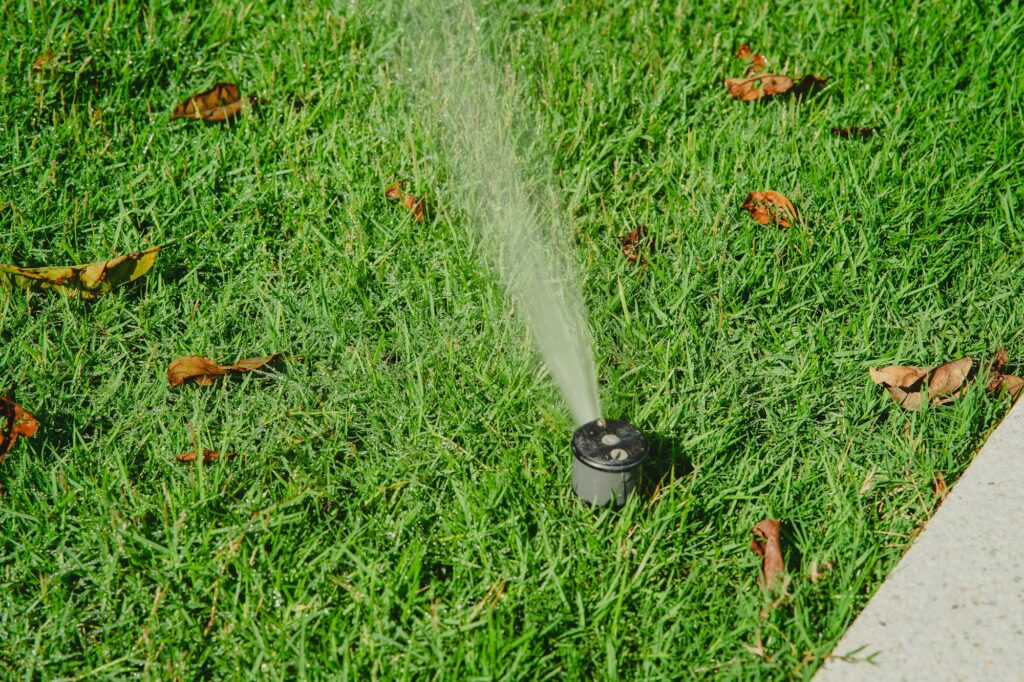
<box><xmin>571</xmin><ymin>418</ymin><xmax>649</xmax><ymax>507</ymax></box>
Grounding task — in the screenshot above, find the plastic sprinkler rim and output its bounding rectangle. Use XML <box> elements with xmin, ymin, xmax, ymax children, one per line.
<box><xmin>571</xmin><ymin>418</ymin><xmax>649</xmax><ymax>507</ymax></box>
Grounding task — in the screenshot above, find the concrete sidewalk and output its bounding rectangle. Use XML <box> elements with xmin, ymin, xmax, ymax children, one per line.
<box><xmin>816</xmin><ymin>399</ymin><xmax>1024</xmax><ymax>681</ymax></box>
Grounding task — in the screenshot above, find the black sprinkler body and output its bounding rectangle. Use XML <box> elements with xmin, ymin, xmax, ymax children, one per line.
<box><xmin>572</xmin><ymin>418</ymin><xmax>649</xmax><ymax>507</ymax></box>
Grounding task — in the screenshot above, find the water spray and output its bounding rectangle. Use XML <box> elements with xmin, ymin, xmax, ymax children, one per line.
<box><xmin>413</xmin><ymin>2</ymin><xmax>649</xmax><ymax>506</ymax></box>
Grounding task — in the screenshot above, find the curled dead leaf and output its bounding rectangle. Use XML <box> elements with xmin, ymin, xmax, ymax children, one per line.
<box><xmin>741</xmin><ymin>191</ymin><xmax>797</xmax><ymax>228</ymax></box>
<box><xmin>0</xmin><ymin>246</ymin><xmax>160</xmax><ymax>299</ymax></box>
<box><xmin>618</xmin><ymin>225</ymin><xmax>651</xmax><ymax>266</ymax></box>
<box><xmin>385</xmin><ymin>181</ymin><xmax>425</xmax><ymax>222</ymax></box>
<box><xmin>995</xmin><ymin>375</ymin><xmax>1024</xmax><ymax>401</ymax></box>
<box><xmin>167</xmin><ymin>354</ymin><xmax>279</xmax><ymax>387</ymax></box>
<box><xmin>928</xmin><ymin>358</ymin><xmax>974</xmax><ymax>401</ymax></box>
<box><xmin>985</xmin><ymin>347</ymin><xmax>1024</xmax><ymax>402</ymax></box>
<box><xmin>869</xmin><ymin>357</ymin><xmax>974</xmax><ymax>411</ymax></box>
<box><xmin>725</xmin><ymin>74</ymin><xmax>827</xmax><ymax>102</ymax></box>
<box><xmin>177</xmin><ymin>449</ymin><xmax>236</xmax><ymax>464</ymax></box>
<box><xmin>831</xmin><ymin>126</ymin><xmax>879</xmax><ymax>139</ymax></box>
<box><xmin>750</xmin><ymin>519</ymin><xmax>784</xmax><ymax>591</ymax></box>
<box><xmin>1</xmin><ymin>387</ymin><xmax>38</xmax><ymax>461</ymax></box>
<box><xmin>171</xmin><ymin>83</ymin><xmax>260</xmax><ymax>123</ymax></box>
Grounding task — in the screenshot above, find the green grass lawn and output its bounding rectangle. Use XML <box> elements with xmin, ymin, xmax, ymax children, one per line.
<box><xmin>2</xmin><ymin>0</ymin><xmax>1024</xmax><ymax>679</ymax></box>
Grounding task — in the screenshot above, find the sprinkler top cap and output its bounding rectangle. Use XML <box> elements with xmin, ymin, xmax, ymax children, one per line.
<box><xmin>572</xmin><ymin>418</ymin><xmax>649</xmax><ymax>472</ymax></box>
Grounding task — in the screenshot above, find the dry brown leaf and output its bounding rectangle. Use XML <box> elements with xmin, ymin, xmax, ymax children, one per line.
<box><xmin>618</xmin><ymin>225</ymin><xmax>651</xmax><ymax>266</ymax></box>
<box><xmin>991</xmin><ymin>347</ymin><xmax>1010</xmax><ymax>371</ymax></box>
<box><xmin>808</xmin><ymin>560</ymin><xmax>832</xmax><ymax>584</ymax></box>
<box><xmin>746</xmin><ymin>54</ymin><xmax>768</xmax><ymax>76</ymax></box>
<box><xmin>831</xmin><ymin>126</ymin><xmax>879</xmax><ymax>139</ymax></box>
<box><xmin>750</xmin><ymin>519</ymin><xmax>784</xmax><ymax>591</ymax></box>
<box><xmin>0</xmin><ymin>246</ymin><xmax>161</xmax><ymax>299</ymax></box>
<box><xmin>167</xmin><ymin>356</ymin><xmax>225</xmax><ymax>386</ymax></box>
<box><xmin>734</xmin><ymin>44</ymin><xmax>768</xmax><ymax>75</ymax></box>
<box><xmin>985</xmin><ymin>347</ymin><xmax>1024</xmax><ymax>402</ymax></box>
<box><xmin>177</xmin><ymin>449</ymin><xmax>236</xmax><ymax>464</ymax></box>
<box><xmin>725</xmin><ymin>74</ymin><xmax>827</xmax><ymax>102</ymax></box>
<box><xmin>928</xmin><ymin>358</ymin><xmax>974</xmax><ymax>403</ymax></box>
<box><xmin>171</xmin><ymin>83</ymin><xmax>260</xmax><ymax>123</ymax></box>
<box><xmin>996</xmin><ymin>375</ymin><xmax>1024</xmax><ymax>401</ymax></box>
<box><xmin>741</xmin><ymin>191</ymin><xmax>797</xmax><ymax>228</ymax></box>
<box><xmin>384</xmin><ymin>182</ymin><xmax>404</xmax><ymax>200</ymax></box>
<box><xmin>1</xmin><ymin>388</ymin><xmax>38</xmax><ymax>461</ymax></box>
<box><xmin>404</xmin><ymin>195</ymin><xmax>425</xmax><ymax>222</ymax></box>
<box><xmin>167</xmin><ymin>355</ymin><xmax>278</xmax><ymax>387</ymax></box>
<box><xmin>33</xmin><ymin>50</ymin><xmax>58</xmax><ymax>71</ymax></box>
<box><xmin>869</xmin><ymin>358</ymin><xmax>973</xmax><ymax>411</ymax></box>
<box><xmin>933</xmin><ymin>472</ymin><xmax>948</xmax><ymax>503</ymax></box>
<box><xmin>385</xmin><ymin>181</ymin><xmax>425</xmax><ymax>222</ymax></box>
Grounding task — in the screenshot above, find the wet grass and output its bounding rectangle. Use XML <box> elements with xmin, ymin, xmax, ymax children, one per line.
<box><xmin>2</xmin><ymin>0</ymin><xmax>1023</xmax><ymax>679</ymax></box>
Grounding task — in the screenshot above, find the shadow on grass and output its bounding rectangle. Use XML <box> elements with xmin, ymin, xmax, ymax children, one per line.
<box><xmin>37</xmin><ymin>408</ymin><xmax>99</xmax><ymax>457</ymax></box>
<box><xmin>639</xmin><ymin>432</ymin><xmax>693</xmax><ymax>501</ymax></box>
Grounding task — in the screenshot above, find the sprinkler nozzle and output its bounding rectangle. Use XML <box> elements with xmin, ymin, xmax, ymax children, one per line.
<box><xmin>571</xmin><ymin>419</ymin><xmax>649</xmax><ymax>507</ymax></box>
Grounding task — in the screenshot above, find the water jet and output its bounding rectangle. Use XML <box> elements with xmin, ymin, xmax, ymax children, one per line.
<box><xmin>413</xmin><ymin>2</ymin><xmax>649</xmax><ymax>507</ymax></box>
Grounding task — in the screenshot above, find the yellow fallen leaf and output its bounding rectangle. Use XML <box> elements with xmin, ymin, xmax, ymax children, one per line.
<box><xmin>0</xmin><ymin>246</ymin><xmax>161</xmax><ymax>299</ymax></box>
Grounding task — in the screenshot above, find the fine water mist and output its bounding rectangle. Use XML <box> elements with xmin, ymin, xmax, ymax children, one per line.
<box><xmin>409</xmin><ymin>2</ymin><xmax>601</xmax><ymax>426</ymax></box>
